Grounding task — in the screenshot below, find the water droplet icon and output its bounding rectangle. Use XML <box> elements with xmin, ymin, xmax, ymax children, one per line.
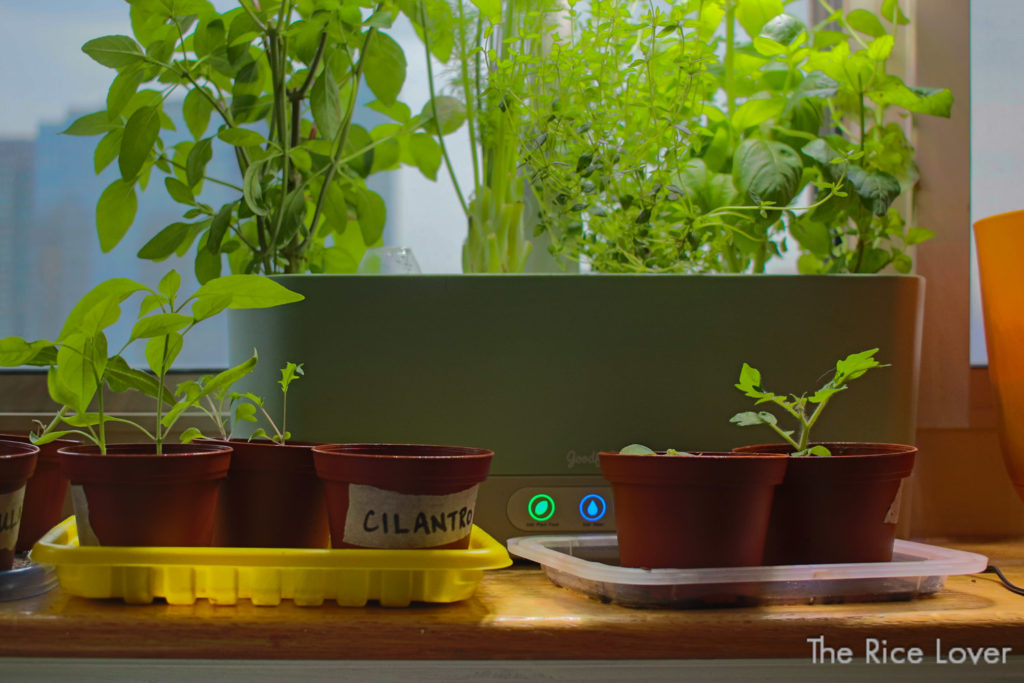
<box><xmin>586</xmin><ymin>500</ymin><xmax>599</xmax><ymax>516</ymax></box>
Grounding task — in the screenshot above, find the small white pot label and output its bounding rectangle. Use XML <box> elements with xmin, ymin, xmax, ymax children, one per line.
<box><xmin>884</xmin><ymin>479</ymin><xmax>906</xmax><ymax>525</ymax></box>
<box><xmin>0</xmin><ymin>486</ymin><xmax>25</xmax><ymax>551</ymax></box>
<box><xmin>70</xmin><ymin>485</ymin><xmax>101</xmax><ymax>547</ymax></box>
<box><xmin>342</xmin><ymin>483</ymin><xmax>479</xmax><ymax>549</ymax></box>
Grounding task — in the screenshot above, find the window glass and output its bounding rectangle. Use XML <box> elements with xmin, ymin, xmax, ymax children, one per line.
<box><xmin>970</xmin><ymin>0</ymin><xmax>1022</xmax><ymax>366</ymax></box>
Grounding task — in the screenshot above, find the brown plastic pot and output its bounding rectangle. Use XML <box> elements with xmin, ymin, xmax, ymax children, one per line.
<box><xmin>1</xmin><ymin>434</ymin><xmax>76</xmax><ymax>553</ymax></box>
<box><xmin>204</xmin><ymin>439</ymin><xmax>329</xmax><ymax>548</ymax></box>
<box><xmin>312</xmin><ymin>443</ymin><xmax>493</xmax><ymax>550</ymax></box>
<box><xmin>599</xmin><ymin>451</ymin><xmax>788</xmax><ymax>569</ymax></box>
<box><xmin>58</xmin><ymin>443</ymin><xmax>232</xmax><ymax>547</ymax></box>
<box><xmin>0</xmin><ymin>440</ymin><xmax>38</xmax><ymax>570</ymax></box>
<box><xmin>733</xmin><ymin>442</ymin><xmax>917</xmax><ymax>565</ymax></box>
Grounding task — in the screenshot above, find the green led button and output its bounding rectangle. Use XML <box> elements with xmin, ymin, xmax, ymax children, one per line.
<box><xmin>527</xmin><ymin>494</ymin><xmax>556</xmax><ymax>521</ymax></box>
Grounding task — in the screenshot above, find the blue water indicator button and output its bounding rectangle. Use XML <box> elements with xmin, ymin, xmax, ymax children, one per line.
<box><xmin>579</xmin><ymin>494</ymin><xmax>608</xmax><ymax>522</ymax></box>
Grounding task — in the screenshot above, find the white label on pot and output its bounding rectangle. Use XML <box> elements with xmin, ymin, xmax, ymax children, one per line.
<box><xmin>70</xmin><ymin>485</ymin><xmax>101</xmax><ymax>547</ymax></box>
<box><xmin>342</xmin><ymin>483</ymin><xmax>479</xmax><ymax>549</ymax></box>
<box><xmin>884</xmin><ymin>480</ymin><xmax>906</xmax><ymax>525</ymax></box>
<box><xmin>0</xmin><ymin>486</ymin><xmax>25</xmax><ymax>551</ymax></box>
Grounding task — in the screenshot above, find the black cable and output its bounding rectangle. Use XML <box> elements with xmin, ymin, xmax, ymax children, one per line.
<box><xmin>983</xmin><ymin>565</ymin><xmax>1024</xmax><ymax>596</ymax></box>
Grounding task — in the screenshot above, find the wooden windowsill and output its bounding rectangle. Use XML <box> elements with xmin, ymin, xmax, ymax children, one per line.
<box><xmin>1</xmin><ymin>539</ymin><xmax>1023</xmax><ymax>661</ymax></box>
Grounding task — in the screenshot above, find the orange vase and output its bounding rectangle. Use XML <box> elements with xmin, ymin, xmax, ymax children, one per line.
<box><xmin>975</xmin><ymin>209</ymin><xmax>1024</xmax><ymax>502</ymax></box>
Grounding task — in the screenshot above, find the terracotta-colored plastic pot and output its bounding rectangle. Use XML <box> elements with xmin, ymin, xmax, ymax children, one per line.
<box><xmin>312</xmin><ymin>443</ymin><xmax>493</xmax><ymax>550</ymax></box>
<box><xmin>733</xmin><ymin>442</ymin><xmax>917</xmax><ymax>565</ymax></box>
<box><xmin>599</xmin><ymin>451</ymin><xmax>788</xmax><ymax>569</ymax></box>
<box><xmin>0</xmin><ymin>440</ymin><xmax>38</xmax><ymax>570</ymax></box>
<box><xmin>58</xmin><ymin>443</ymin><xmax>232</xmax><ymax>547</ymax></box>
<box><xmin>204</xmin><ymin>439</ymin><xmax>329</xmax><ymax>548</ymax></box>
<box><xmin>1</xmin><ymin>434</ymin><xmax>76</xmax><ymax>553</ymax></box>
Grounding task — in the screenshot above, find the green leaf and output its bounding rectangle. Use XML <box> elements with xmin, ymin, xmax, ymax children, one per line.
<box><xmin>217</xmin><ymin>127</ymin><xmax>268</xmax><ymax>147</ymax></box>
<box><xmin>139</xmin><ymin>293</ymin><xmax>166</xmax><ymax>316</ymax></box>
<box><xmin>202</xmin><ymin>352</ymin><xmax>258</xmax><ymax>399</ymax></box>
<box><xmin>158</xmin><ymin>270</ymin><xmax>181</xmax><ymax>300</ymax></box>
<box><xmin>846</xmin><ymin>9</ymin><xmax>885</xmax><ymax>38</ymax></box>
<box><xmin>0</xmin><ymin>338</ymin><xmax>55</xmax><ymax>367</ymax></box>
<box><xmin>183</xmin><ymin>88</ymin><xmax>214</xmax><ymax>140</ymax></box>
<box><xmin>881</xmin><ymin>0</ymin><xmax>910</xmax><ymax>25</ymax></box>
<box><xmin>409</xmin><ymin>133</ymin><xmax>441</xmax><ymax>180</ymax></box>
<box><xmin>137</xmin><ymin>222</ymin><xmax>192</xmax><ymax>261</ymax></box>
<box><xmin>194</xmin><ymin>241</ymin><xmax>223</xmax><ymax>284</ymax></box>
<box><xmin>242</xmin><ymin>157</ymin><xmax>273</xmax><ymax>216</ymax></box>
<box><xmin>355</xmin><ymin>189</ymin><xmax>387</xmax><ymax>245</ymax></box>
<box><xmin>867</xmin><ymin>35</ymin><xmax>895</xmax><ymax>61</ymax></box>
<box><xmin>732</xmin><ymin>139</ymin><xmax>803</xmax><ymax>208</ymax></box>
<box><xmin>363</xmin><ymin>32</ymin><xmax>406</xmax><ymax>106</ymax></box>
<box><xmin>279</xmin><ymin>361</ymin><xmax>303</xmax><ymax>393</ymax></box>
<box><xmin>759</xmin><ymin>13</ymin><xmax>804</xmax><ymax>45</ymax></box>
<box><xmin>791</xmin><ymin>72</ymin><xmax>840</xmax><ymax>101</ymax></box>
<box><xmin>619</xmin><ymin>444</ymin><xmax>655</xmax><ymax>455</ymax></box>
<box><xmin>59</xmin><ymin>278</ymin><xmax>148</xmax><ymax>340</ymax></box>
<box><xmin>120</xmin><ymin>105</ymin><xmax>161</xmax><ymax>180</ymax></box>
<box><xmin>235</xmin><ymin>402</ymin><xmax>258</xmax><ymax>423</ymax></box>
<box><xmin>735</xmin><ymin>0</ymin><xmax>784</xmax><ymax>38</ymax></box>
<box><xmin>469</xmin><ymin>0</ymin><xmax>501</xmax><ymax>24</ymax></box>
<box><xmin>96</xmin><ymin>179</ymin><xmax>139</xmax><ymax>252</ymax></box>
<box><xmin>835</xmin><ymin>348</ymin><xmax>882</xmax><ymax>382</ymax></box>
<box><xmin>868</xmin><ymin>79</ymin><xmax>954</xmax><ymax>118</ymax></box>
<box><xmin>82</xmin><ymin>35</ymin><xmax>146</xmax><ymax>69</ymax></box>
<box><xmin>165</xmin><ymin>177</ymin><xmax>195</xmax><ymax>205</ymax></box>
<box><xmin>180</xmin><ymin>427</ymin><xmax>204</xmax><ymax>444</ymax></box>
<box><xmin>186</xmin><ymin>137</ymin><xmax>214</xmax><ymax>188</ymax></box>
<box><xmin>311</xmin><ymin>65</ymin><xmax>343</xmax><ymax>141</ymax></box>
<box><xmin>846</xmin><ymin>165</ymin><xmax>901</xmax><ymax>216</ymax></box>
<box><xmin>105</xmin><ymin>356</ymin><xmax>173</xmax><ymax>404</ymax></box>
<box><xmin>905</xmin><ymin>227</ymin><xmax>935</xmax><ymax>246</ymax></box>
<box><xmin>191</xmin><ymin>293</ymin><xmax>231</xmax><ymax>321</ymax></box>
<box><xmin>419</xmin><ymin>96</ymin><xmax>466</xmax><ymax>136</ymax></box>
<box><xmin>130</xmin><ymin>312</ymin><xmax>193</xmax><ymax>341</ymax></box>
<box><xmin>106</xmin><ymin>68</ymin><xmax>143</xmax><ymax>118</ymax></box>
<box><xmin>94</xmin><ymin>129</ymin><xmax>124</xmax><ymax>174</ymax></box>
<box><xmin>807</xmin><ymin>445</ymin><xmax>832</xmax><ymax>457</ymax></box>
<box><xmin>193</xmin><ymin>275</ymin><xmax>305</xmax><ymax>310</ymax></box>
<box><xmin>732</xmin><ymin>97</ymin><xmax>785</xmax><ymax>130</ymax></box>
<box><xmin>62</xmin><ymin>111</ymin><xmax>120</xmax><ymax>137</ymax></box>
<box><xmin>55</xmin><ymin>333</ymin><xmax>106</xmax><ymax>414</ymax></box>
<box><xmin>145</xmin><ymin>332</ymin><xmax>183</xmax><ymax>376</ymax></box>
<box><xmin>729</xmin><ymin>411</ymin><xmax>776</xmax><ymax>427</ymax></box>
<box><xmin>206</xmin><ymin>202</ymin><xmax>234</xmax><ymax>253</ymax></box>
<box><xmin>736</xmin><ymin>362</ymin><xmax>763</xmax><ymax>397</ymax></box>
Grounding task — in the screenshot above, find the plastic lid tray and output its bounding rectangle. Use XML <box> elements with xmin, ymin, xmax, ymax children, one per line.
<box><xmin>31</xmin><ymin>517</ymin><xmax>511</xmax><ymax>606</ymax></box>
<box><xmin>507</xmin><ymin>533</ymin><xmax>989</xmax><ymax>608</ymax></box>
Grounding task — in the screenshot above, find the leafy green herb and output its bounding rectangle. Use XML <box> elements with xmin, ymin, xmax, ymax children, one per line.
<box><xmin>1</xmin><ymin>272</ymin><xmax>303</xmax><ymax>455</ymax></box>
<box><xmin>730</xmin><ymin>348</ymin><xmax>886</xmax><ymax>456</ymax></box>
<box><xmin>619</xmin><ymin>443</ymin><xmax>697</xmax><ymax>457</ymax></box>
<box><xmin>232</xmin><ymin>362</ymin><xmax>305</xmax><ymax>445</ymax></box>
<box><xmin>74</xmin><ymin>1</ymin><xmax>436</xmax><ymax>277</ymax></box>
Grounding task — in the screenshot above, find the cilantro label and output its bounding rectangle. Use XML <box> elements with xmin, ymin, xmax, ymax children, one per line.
<box><xmin>342</xmin><ymin>483</ymin><xmax>479</xmax><ymax>549</ymax></box>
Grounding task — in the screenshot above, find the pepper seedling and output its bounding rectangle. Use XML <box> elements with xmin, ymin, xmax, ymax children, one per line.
<box><xmin>730</xmin><ymin>348</ymin><xmax>886</xmax><ymax>456</ymax></box>
<box><xmin>233</xmin><ymin>362</ymin><xmax>304</xmax><ymax>445</ymax></box>
<box><xmin>619</xmin><ymin>444</ymin><xmax>696</xmax><ymax>456</ymax></box>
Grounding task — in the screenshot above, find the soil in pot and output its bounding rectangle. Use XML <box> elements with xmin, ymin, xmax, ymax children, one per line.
<box><xmin>58</xmin><ymin>443</ymin><xmax>232</xmax><ymax>547</ymax></box>
<box><xmin>312</xmin><ymin>443</ymin><xmax>494</xmax><ymax>550</ymax></box>
<box><xmin>0</xmin><ymin>440</ymin><xmax>38</xmax><ymax>570</ymax></box>
<box><xmin>599</xmin><ymin>450</ymin><xmax>788</xmax><ymax>570</ymax></box>
<box><xmin>733</xmin><ymin>442</ymin><xmax>917</xmax><ymax>565</ymax></box>
<box><xmin>206</xmin><ymin>439</ymin><xmax>329</xmax><ymax>548</ymax></box>
<box><xmin>1</xmin><ymin>434</ymin><xmax>75</xmax><ymax>553</ymax></box>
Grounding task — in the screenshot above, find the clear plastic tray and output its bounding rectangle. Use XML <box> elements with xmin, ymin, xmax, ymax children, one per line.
<box><xmin>31</xmin><ymin>517</ymin><xmax>511</xmax><ymax>607</ymax></box>
<box><xmin>0</xmin><ymin>556</ymin><xmax>58</xmax><ymax>602</ymax></box>
<box><xmin>507</xmin><ymin>533</ymin><xmax>989</xmax><ymax>608</ymax></box>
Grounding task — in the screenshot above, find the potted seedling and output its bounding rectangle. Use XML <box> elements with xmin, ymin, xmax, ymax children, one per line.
<box><xmin>1</xmin><ymin>271</ymin><xmax>303</xmax><ymax>547</ymax></box>
<box><xmin>730</xmin><ymin>348</ymin><xmax>917</xmax><ymax>564</ymax></box>
<box><xmin>189</xmin><ymin>362</ymin><xmax>330</xmax><ymax>548</ymax></box>
<box><xmin>599</xmin><ymin>444</ymin><xmax>787</xmax><ymax>570</ymax></box>
<box><xmin>0</xmin><ymin>432</ymin><xmax>76</xmax><ymax>555</ymax></box>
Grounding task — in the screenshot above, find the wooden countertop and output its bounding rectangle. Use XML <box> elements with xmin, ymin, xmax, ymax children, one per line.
<box><xmin>3</xmin><ymin>539</ymin><xmax>1024</xmax><ymax>661</ymax></box>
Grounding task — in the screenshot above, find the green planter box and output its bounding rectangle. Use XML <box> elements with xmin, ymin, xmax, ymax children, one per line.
<box><xmin>229</xmin><ymin>274</ymin><xmax>923</xmax><ymax>541</ymax></box>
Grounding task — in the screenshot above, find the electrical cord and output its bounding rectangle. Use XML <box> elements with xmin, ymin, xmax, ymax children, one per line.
<box><xmin>983</xmin><ymin>565</ymin><xmax>1024</xmax><ymax>596</ymax></box>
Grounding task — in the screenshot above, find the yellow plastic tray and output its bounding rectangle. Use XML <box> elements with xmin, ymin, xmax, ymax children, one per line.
<box><xmin>30</xmin><ymin>517</ymin><xmax>511</xmax><ymax>607</ymax></box>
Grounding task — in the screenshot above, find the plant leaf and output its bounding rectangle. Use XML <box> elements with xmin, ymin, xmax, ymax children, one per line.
<box><xmin>119</xmin><ymin>105</ymin><xmax>161</xmax><ymax>180</ymax></box>
<box><xmin>82</xmin><ymin>35</ymin><xmax>146</xmax><ymax>69</ymax></box>
<box><xmin>193</xmin><ymin>275</ymin><xmax>305</xmax><ymax>310</ymax></box>
<box><xmin>363</xmin><ymin>32</ymin><xmax>406</xmax><ymax>106</ymax></box>
<box><xmin>732</xmin><ymin>139</ymin><xmax>803</xmax><ymax>208</ymax></box>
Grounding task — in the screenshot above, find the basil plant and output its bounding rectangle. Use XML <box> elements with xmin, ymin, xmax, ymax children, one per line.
<box><xmin>67</xmin><ymin>0</ymin><xmax>447</xmax><ymax>277</ymax></box>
